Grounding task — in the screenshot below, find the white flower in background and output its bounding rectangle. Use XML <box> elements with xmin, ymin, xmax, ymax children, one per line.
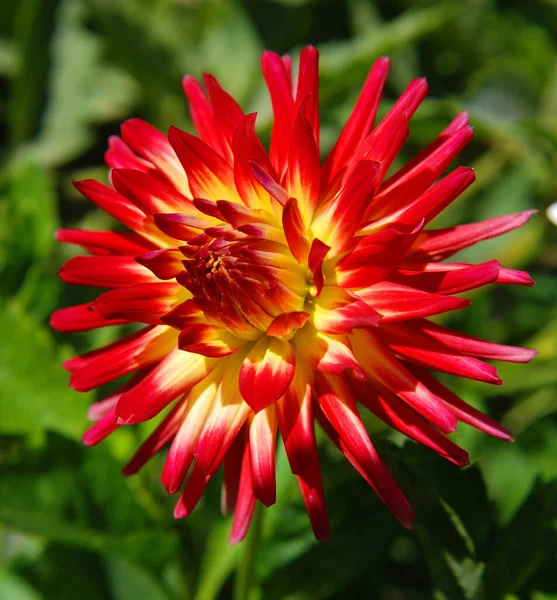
<box><xmin>547</xmin><ymin>203</ymin><xmax>557</xmax><ymax>226</ymax></box>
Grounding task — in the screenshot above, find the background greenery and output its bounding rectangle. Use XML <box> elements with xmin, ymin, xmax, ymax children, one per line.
<box><xmin>0</xmin><ymin>0</ymin><xmax>556</xmax><ymax>598</ymax></box>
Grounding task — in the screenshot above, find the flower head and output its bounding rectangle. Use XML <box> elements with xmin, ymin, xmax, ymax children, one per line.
<box><xmin>53</xmin><ymin>46</ymin><xmax>536</xmax><ymax>543</ymax></box>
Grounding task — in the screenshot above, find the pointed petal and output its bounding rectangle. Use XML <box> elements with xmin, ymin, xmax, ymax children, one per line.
<box><xmin>316</xmin><ymin>375</ymin><xmax>414</xmax><ymax>528</ymax></box>
<box><xmin>295</xmin><ymin>45</ymin><xmax>320</xmax><ymax>148</ymax></box>
<box><xmin>409</xmin><ymin>319</ymin><xmax>537</xmax><ymax>363</ymax></box>
<box><xmin>239</xmin><ymin>337</ymin><xmax>296</xmax><ymax>412</ymax></box>
<box><xmin>122</xmin><ymin>399</ymin><xmax>189</xmax><ymax>475</ymax></box>
<box><xmin>282</xmin><ymin>197</ymin><xmax>310</xmax><ymax>263</ymax></box>
<box><xmin>135</xmin><ymin>247</ymin><xmax>184</xmax><ymax>280</ymax></box>
<box><xmin>68</xmin><ymin>326</ymin><xmax>177</xmax><ymax>392</ymax></box>
<box><xmin>308</xmin><ymin>238</ymin><xmax>330</xmax><ymax>296</ymax></box>
<box><xmin>182</xmin><ymin>75</ymin><xmax>227</xmax><ymax>158</ymax></box>
<box><xmin>168</xmin><ymin>126</ymin><xmax>241</xmax><ymax>203</ymax></box>
<box><xmin>120</xmin><ymin>118</ymin><xmax>190</xmax><ymax>196</ymax></box>
<box><xmin>93</xmin><ymin>282</ymin><xmax>183</xmax><ymax>324</ymax></box>
<box><xmin>296</xmin><ymin>459</ymin><xmax>330</xmax><ymax>542</ymax></box>
<box><xmin>60</xmin><ymin>255</ymin><xmax>157</xmax><ymax>288</ymax></box>
<box><xmin>408</xmin><ymin>210</ymin><xmax>537</xmax><ymax>261</ymax></box>
<box><xmin>322</xmin><ymin>56</ymin><xmax>390</xmax><ymax>185</ymax></box>
<box><xmin>294</xmin><ymin>324</ymin><xmax>362</xmax><ymax>376</ymax></box>
<box><xmin>276</xmin><ymin>358</ymin><xmax>316</xmax><ymax>475</ymax></box>
<box><xmin>50</xmin><ymin>303</ymin><xmax>129</xmax><ymax>332</ymax></box>
<box><xmin>116</xmin><ymin>348</ymin><xmax>218</xmax><ymax>424</ymax></box>
<box><xmin>174</xmin><ymin>463</ymin><xmax>212</xmax><ymax>518</ymax></box>
<box><xmin>285</xmin><ymin>109</ymin><xmax>320</xmax><ymax>224</ymax></box>
<box><xmin>348</xmin><ymin>375</ymin><xmax>470</xmax><ymax>467</ymax></box>
<box><xmin>312</xmin><ymin>161</ymin><xmax>380</xmax><ymax>253</ymax></box>
<box><xmin>261</xmin><ymin>50</ymin><xmax>295</xmax><ymax>176</ymax></box>
<box><xmin>55</xmin><ymin>229</ymin><xmax>151</xmax><ymax>256</ymax></box>
<box><xmin>161</xmin><ymin>368</ymin><xmax>222</xmax><ymax>493</ymax></box>
<box><xmin>378</xmin><ymin>322</ymin><xmax>502</xmax><ymax>384</ymax></box>
<box><xmin>229</xmin><ymin>432</ymin><xmax>257</xmax><ymax>545</ymax></box>
<box><xmin>407</xmin><ymin>365</ymin><xmax>514</xmax><ymax>441</ymax></box>
<box><xmin>194</xmin><ymin>353</ymin><xmax>251</xmax><ymax>475</ymax></box>
<box><xmin>355</xmin><ymin>281</ymin><xmax>469</xmax><ymax>321</ymax></box>
<box><xmin>179</xmin><ymin>323</ymin><xmax>244</xmax><ymax>358</ymax></box>
<box><xmin>350</xmin><ymin>328</ymin><xmax>458</xmax><ymax>433</ymax></box>
<box><xmin>266</xmin><ymin>311</ymin><xmax>310</xmax><ymax>340</ymax></box>
<box><xmin>249</xmin><ymin>405</ymin><xmax>278</xmax><ymax>506</ymax></box>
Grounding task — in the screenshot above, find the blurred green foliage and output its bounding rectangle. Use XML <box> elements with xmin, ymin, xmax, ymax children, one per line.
<box><xmin>0</xmin><ymin>0</ymin><xmax>556</xmax><ymax>598</ymax></box>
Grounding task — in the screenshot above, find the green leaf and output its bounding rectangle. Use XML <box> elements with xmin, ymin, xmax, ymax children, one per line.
<box><xmin>0</xmin><ymin>571</ymin><xmax>43</xmax><ymax>600</ymax></box>
<box><xmin>482</xmin><ymin>480</ymin><xmax>557</xmax><ymax>597</ymax></box>
<box><xmin>105</xmin><ymin>557</ymin><xmax>170</xmax><ymax>600</ymax></box>
<box><xmin>0</xmin><ymin>298</ymin><xmax>91</xmax><ymax>439</ymax></box>
<box><xmin>18</xmin><ymin>0</ymin><xmax>137</xmax><ymax>167</ymax></box>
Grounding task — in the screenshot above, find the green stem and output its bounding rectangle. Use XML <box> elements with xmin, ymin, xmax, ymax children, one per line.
<box><xmin>232</xmin><ymin>503</ymin><xmax>264</xmax><ymax>600</ymax></box>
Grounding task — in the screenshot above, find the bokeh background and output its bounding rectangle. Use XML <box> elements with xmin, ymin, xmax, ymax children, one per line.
<box><xmin>1</xmin><ymin>0</ymin><xmax>556</xmax><ymax>598</ymax></box>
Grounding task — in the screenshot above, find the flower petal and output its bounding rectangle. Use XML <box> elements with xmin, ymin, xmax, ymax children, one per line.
<box><xmin>249</xmin><ymin>405</ymin><xmax>278</xmax><ymax>506</ymax></box>
<box><xmin>239</xmin><ymin>337</ymin><xmax>296</xmax><ymax>412</ymax></box>
<box><xmin>116</xmin><ymin>347</ymin><xmax>218</xmax><ymax>424</ymax></box>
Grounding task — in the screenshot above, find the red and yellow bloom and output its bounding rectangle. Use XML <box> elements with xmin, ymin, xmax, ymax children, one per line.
<box><xmin>53</xmin><ymin>47</ymin><xmax>536</xmax><ymax>543</ymax></box>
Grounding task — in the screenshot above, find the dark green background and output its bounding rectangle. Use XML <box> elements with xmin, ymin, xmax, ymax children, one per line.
<box><xmin>1</xmin><ymin>0</ymin><xmax>556</xmax><ymax>598</ymax></box>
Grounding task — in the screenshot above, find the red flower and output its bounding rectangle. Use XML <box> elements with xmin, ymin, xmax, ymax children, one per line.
<box><xmin>52</xmin><ymin>46</ymin><xmax>536</xmax><ymax>543</ymax></box>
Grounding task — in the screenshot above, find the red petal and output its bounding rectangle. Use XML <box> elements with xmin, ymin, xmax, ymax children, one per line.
<box><xmin>391</xmin><ymin>260</ymin><xmax>501</xmax><ymax>295</ymax></box>
<box><xmin>355</xmin><ymin>281</ymin><xmax>470</xmax><ymax>321</ymax></box>
<box><xmin>55</xmin><ymin>229</ymin><xmax>151</xmax><ymax>256</ymax></box>
<box><xmin>50</xmin><ymin>303</ymin><xmax>128</xmax><ymax>332</ymax></box>
<box><xmin>294</xmin><ymin>324</ymin><xmax>362</xmax><ymax>376</ymax></box>
<box><xmin>67</xmin><ymin>326</ymin><xmax>177</xmax><ymax>391</ymax></box>
<box><xmin>276</xmin><ymin>359</ymin><xmax>316</xmax><ymax>475</ymax></box>
<box><xmin>308</xmin><ymin>238</ymin><xmax>330</xmax><ymax>296</ymax></box>
<box><xmin>116</xmin><ymin>348</ymin><xmax>218</xmax><ymax>424</ymax></box>
<box><xmin>350</xmin><ymin>329</ymin><xmax>458</xmax><ymax>433</ymax></box>
<box><xmin>409</xmin><ymin>319</ymin><xmax>537</xmax><ymax>363</ymax></box>
<box><xmin>179</xmin><ymin>323</ymin><xmax>244</xmax><ymax>357</ymax></box>
<box><xmin>122</xmin><ymin>399</ymin><xmax>188</xmax><ymax>476</ymax></box>
<box><xmin>316</xmin><ymin>375</ymin><xmax>414</xmax><ymax>528</ymax></box>
<box><xmin>322</xmin><ymin>56</ymin><xmax>390</xmax><ymax>185</ymax></box>
<box><xmin>111</xmin><ymin>168</ymin><xmax>192</xmax><ymax>214</ymax></box>
<box><xmin>93</xmin><ymin>282</ymin><xmax>183</xmax><ymax>324</ymax></box>
<box><xmin>407</xmin><ymin>365</ymin><xmax>514</xmax><ymax>441</ymax></box>
<box><xmin>239</xmin><ymin>337</ymin><xmax>296</xmax><ymax>412</ymax></box>
<box><xmin>182</xmin><ymin>75</ymin><xmax>227</xmax><ymax>159</ymax></box>
<box><xmin>265</xmin><ymin>311</ymin><xmax>310</xmax><ymax>340</ymax></box>
<box><xmin>161</xmin><ymin>370</ymin><xmax>221</xmax><ymax>493</ymax></box>
<box><xmin>282</xmin><ymin>197</ymin><xmax>310</xmax><ymax>263</ymax></box>
<box><xmin>285</xmin><ymin>108</ymin><xmax>320</xmax><ymax>223</ymax></box>
<box><xmin>261</xmin><ymin>50</ymin><xmax>295</xmax><ymax>176</ymax></box>
<box><xmin>295</xmin><ymin>45</ymin><xmax>319</xmax><ymax>149</ymax></box>
<box><xmin>73</xmin><ymin>179</ymin><xmax>147</xmax><ymax>234</ymax></box>
<box><xmin>378</xmin><ymin>322</ymin><xmax>502</xmax><ymax>384</ymax></box>
<box><xmin>232</xmin><ymin>114</ymin><xmax>277</xmax><ymax>210</ymax></box>
<box><xmin>349</xmin><ymin>375</ymin><xmax>470</xmax><ymax>467</ymax></box>
<box><xmin>370</xmin><ymin>125</ymin><xmax>474</xmax><ymax>220</ymax></box>
<box><xmin>312</xmin><ymin>160</ymin><xmax>380</xmax><ymax>252</ymax></box>
<box><xmin>60</xmin><ymin>255</ymin><xmax>157</xmax><ymax>288</ymax></box>
<box><xmin>174</xmin><ymin>463</ymin><xmax>212</xmax><ymax>518</ymax></box>
<box><xmin>204</xmin><ymin>72</ymin><xmax>245</xmax><ymax>151</ymax></box>
<box><xmin>168</xmin><ymin>126</ymin><xmax>241</xmax><ymax>203</ymax></box>
<box><xmin>120</xmin><ymin>118</ymin><xmax>190</xmax><ymax>195</ymax></box>
<box><xmin>249</xmin><ymin>406</ymin><xmax>278</xmax><ymax>506</ymax></box>
<box><xmin>296</xmin><ymin>459</ymin><xmax>330</xmax><ymax>542</ymax></box>
<box><xmin>135</xmin><ymin>247</ymin><xmax>184</xmax><ymax>280</ymax></box>
<box><xmin>408</xmin><ymin>210</ymin><xmax>537</xmax><ymax>262</ymax></box>
<box><xmin>229</xmin><ymin>432</ymin><xmax>257</xmax><ymax>545</ymax></box>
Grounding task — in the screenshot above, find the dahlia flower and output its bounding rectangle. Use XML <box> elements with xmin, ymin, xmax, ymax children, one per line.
<box><xmin>52</xmin><ymin>46</ymin><xmax>536</xmax><ymax>543</ymax></box>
